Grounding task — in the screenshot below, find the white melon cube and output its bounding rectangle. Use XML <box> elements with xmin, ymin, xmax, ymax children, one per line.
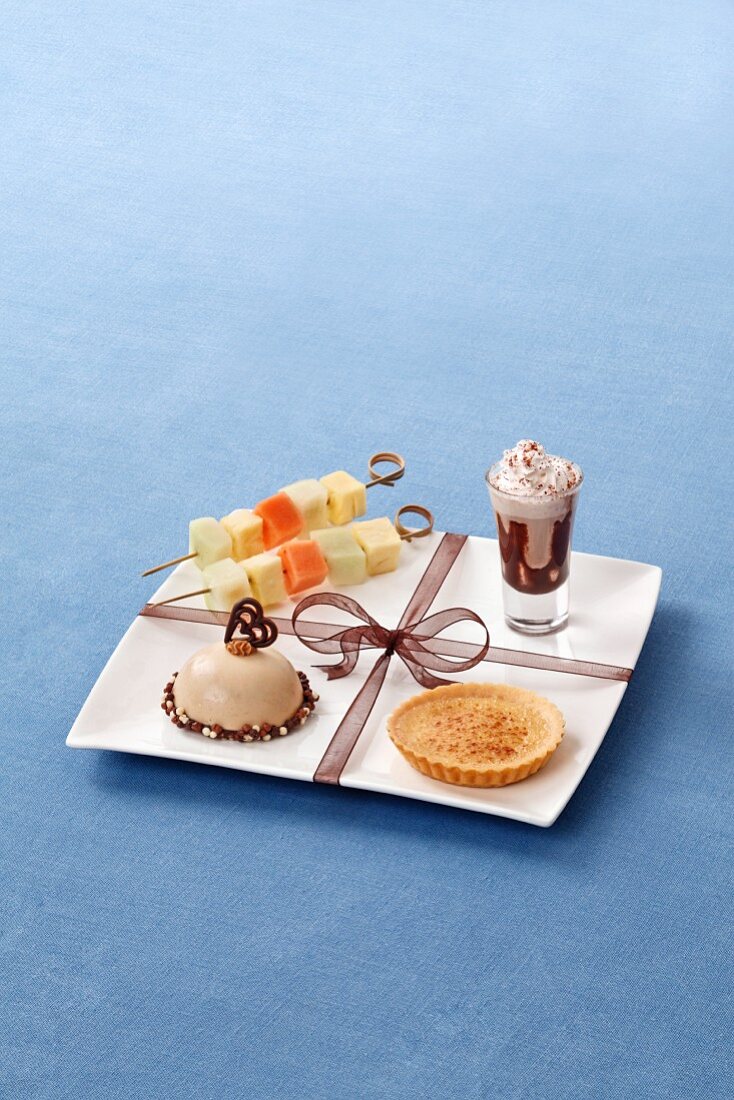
<box><xmin>281</xmin><ymin>479</ymin><xmax>330</xmax><ymax>533</ymax></box>
<box><xmin>189</xmin><ymin>517</ymin><xmax>232</xmax><ymax>569</ymax></box>
<box><xmin>202</xmin><ymin>557</ymin><xmax>251</xmax><ymax>612</ymax></box>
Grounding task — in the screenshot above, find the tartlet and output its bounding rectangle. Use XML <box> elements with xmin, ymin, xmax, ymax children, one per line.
<box><xmin>387</xmin><ymin>682</ymin><xmax>564</xmax><ymax>787</ymax></box>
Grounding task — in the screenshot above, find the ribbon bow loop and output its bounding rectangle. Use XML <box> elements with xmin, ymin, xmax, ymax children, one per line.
<box><xmin>292</xmin><ymin>593</ymin><xmax>489</xmax><ymax>690</ymax></box>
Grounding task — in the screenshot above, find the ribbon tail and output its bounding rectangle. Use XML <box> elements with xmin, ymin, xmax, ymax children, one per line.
<box><xmin>313</xmin><ymin>652</ymin><xmax>393</xmax><ymax>785</ymax></box>
<box><xmin>315</xmin><ymin>656</ymin><xmax>358</xmax><ymax>681</ymax></box>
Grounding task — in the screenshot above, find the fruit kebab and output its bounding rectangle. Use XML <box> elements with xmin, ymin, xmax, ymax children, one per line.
<box><xmin>150</xmin><ymin>505</ymin><xmax>434</xmax><ymax>613</ymax></box>
<box><xmin>141</xmin><ymin>452</ymin><xmax>405</xmax><ymax>578</ymax></box>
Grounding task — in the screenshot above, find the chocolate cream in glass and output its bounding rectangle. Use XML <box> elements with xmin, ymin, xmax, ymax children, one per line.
<box><xmin>486</xmin><ymin>441</ymin><xmax>583</xmax><ymax>634</ymax></box>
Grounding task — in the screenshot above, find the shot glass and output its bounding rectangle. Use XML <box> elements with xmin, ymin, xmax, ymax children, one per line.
<box><xmin>485</xmin><ymin>464</ymin><xmax>583</xmax><ymax>634</ymax></box>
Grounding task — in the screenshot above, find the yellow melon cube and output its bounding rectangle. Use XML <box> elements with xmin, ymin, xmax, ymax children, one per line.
<box><xmin>242</xmin><ymin>552</ymin><xmax>287</xmax><ymax>608</ymax></box>
<box><xmin>320</xmin><ymin>470</ymin><xmax>367</xmax><ymax>525</ymax></box>
<box><xmin>220</xmin><ymin>508</ymin><xmax>265</xmax><ymax>560</ymax></box>
<box><xmin>351</xmin><ymin>517</ymin><xmax>402</xmax><ymax>575</ymax></box>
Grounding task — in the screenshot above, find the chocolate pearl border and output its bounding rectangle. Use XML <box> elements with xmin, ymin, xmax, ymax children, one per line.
<box><xmin>160</xmin><ymin>670</ymin><xmax>318</xmax><ymax>743</ymax></box>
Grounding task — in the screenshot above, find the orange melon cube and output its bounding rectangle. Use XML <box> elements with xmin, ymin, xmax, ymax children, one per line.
<box><xmin>254</xmin><ymin>492</ymin><xmax>304</xmax><ymax>549</ymax></box>
<box><xmin>277</xmin><ymin>539</ymin><xmax>328</xmax><ymax>595</ymax></box>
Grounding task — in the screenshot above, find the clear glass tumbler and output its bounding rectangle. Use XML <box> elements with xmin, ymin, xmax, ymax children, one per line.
<box><xmin>485</xmin><ymin>463</ymin><xmax>583</xmax><ymax>634</ymax></box>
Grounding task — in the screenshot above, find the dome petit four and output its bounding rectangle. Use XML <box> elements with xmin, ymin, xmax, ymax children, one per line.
<box><xmin>162</xmin><ymin>598</ymin><xmax>317</xmax><ymax>742</ymax></box>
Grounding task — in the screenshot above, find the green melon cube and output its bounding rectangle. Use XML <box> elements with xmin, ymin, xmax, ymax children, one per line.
<box><xmin>311</xmin><ymin>526</ymin><xmax>367</xmax><ymax>586</ymax></box>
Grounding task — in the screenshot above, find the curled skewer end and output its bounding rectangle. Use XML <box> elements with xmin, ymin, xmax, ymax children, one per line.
<box><xmin>366</xmin><ymin>451</ymin><xmax>406</xmax><ymax>489</ymax></box>
<box><xmin>395</xmin><ymin>504</ymin><xmax>435</xmax><ymax>542</ymax></box>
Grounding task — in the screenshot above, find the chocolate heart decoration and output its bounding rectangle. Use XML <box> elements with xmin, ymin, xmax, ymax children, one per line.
<box><xmin>224</xmin><ymin>597</ymin><xmax>279</xmax><ymax>649</ymax></box>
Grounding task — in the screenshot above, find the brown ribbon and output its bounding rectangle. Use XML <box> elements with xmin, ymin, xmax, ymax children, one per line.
<box><xmin>140</xmin><ymin>600</ymin><xmax>632</xmax><ymax>684</ymax></box>
<box><xmin>302</xmin><ymin>532</ymin><xmax>474</xmax><ymax>782</ymax></box>
<box><xmin>291</xmin><ymin>593</ymin><xmax>490</xmax><ymax>689</ymax></box>
<box><xmin>139</xmin><ymin>530</ymin><xmax>633</xmax><ymax>784</ymax></box>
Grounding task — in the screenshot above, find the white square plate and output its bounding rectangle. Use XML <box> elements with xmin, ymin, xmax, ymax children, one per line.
<box><xmin>67</xmin><ymin>533</ymin><xmax>661</xmax><ymax>826</ymax></box>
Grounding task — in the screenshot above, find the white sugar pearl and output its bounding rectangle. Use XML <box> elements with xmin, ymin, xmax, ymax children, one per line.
<box><xmin>176</xmin><ymin>707</ymin><xmax>184</xmax><ymax>716</ymax></box>
<box><xmin>202</xmin><ymin>728</ymin><xmax>211</xmax><ymax>737</ymax></box>
<box><xmin>279</xmin><ymin>727</ymin><xmax>287</xmax><ymax>736</ymax></box>
<box><xmin>262</xmin><ymin>734</ymin><xmax>271</xmax><ymax>741</ymax></box>
<box><xmin>252</xmin><ymin>726</ymin><xmax>260</xmax><ymax>733</ymax></box>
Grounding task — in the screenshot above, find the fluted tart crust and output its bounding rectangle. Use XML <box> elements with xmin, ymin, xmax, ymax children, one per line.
<box><xmin>388</xmin><ymin>682</ymin><xmax>565</xmax><ymax>788</ymax></box>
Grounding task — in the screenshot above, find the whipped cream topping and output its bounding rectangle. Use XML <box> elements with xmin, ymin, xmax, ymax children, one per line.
<box><xmin>489</xmin><ymin>440</ymin><xmax>580</xmax><ymax>497</ymax></box>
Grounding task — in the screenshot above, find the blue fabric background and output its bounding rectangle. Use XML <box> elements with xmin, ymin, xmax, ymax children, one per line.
<box><xmin>2</xmin><ymin>2</ymin><xmax>732</xmax><ymax>1096</ymax></box>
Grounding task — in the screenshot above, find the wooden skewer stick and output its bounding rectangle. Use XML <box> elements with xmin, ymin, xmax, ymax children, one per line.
<box><xmin>395</xmin><ymin>504</ymin><xmax>435</xmax><ymax>542</ymax></box>
<box><xmin>153</xmin><ymin>587</ymin><xmax>210</xmax><ymax>607</ymax></box>
<box><xmin>365</xmin><ymin>451</ymin><xmax>406</xmax><ymax>489</ymax></box>
<box><xmin>150</xmin><ymin>502</ymin><xmax>434</xmax><ymax>607</ymax></box>
<box><xmin>144</xmin><ymin>452</ymin><xmax>406</xmax><ymax>577</ymax></box>
<box><xmin>141</xmin><ymin>551</ymin><xmax>197</xmax><ymax>578</ymax></box>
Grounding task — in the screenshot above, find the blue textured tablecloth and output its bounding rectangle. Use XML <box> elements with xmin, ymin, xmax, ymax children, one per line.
<box><xmin>2</xmin><ymin>2</ymin><xmax>732</xmax><ymax>1097</ymax></box>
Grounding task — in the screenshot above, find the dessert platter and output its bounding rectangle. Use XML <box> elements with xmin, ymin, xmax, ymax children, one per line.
<box><xmin>67</xmin><ymin>444</ymin><xmax>662</xmax><ymax>827</ymax></box>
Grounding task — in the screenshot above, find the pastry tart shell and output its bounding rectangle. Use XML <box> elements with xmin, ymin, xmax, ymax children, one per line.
<box><xmin>387</xmin><ymin>682</ymin><xmax>565</xmax><ymax>788</ymax></box>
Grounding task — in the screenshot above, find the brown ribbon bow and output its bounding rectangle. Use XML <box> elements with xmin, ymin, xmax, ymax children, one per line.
<box><xmin>292</xmin><ymin>592</ymin><xmax>490</xmax><ymax>689</ymax></box>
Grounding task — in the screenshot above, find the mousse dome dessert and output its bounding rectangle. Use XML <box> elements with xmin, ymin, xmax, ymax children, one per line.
<box><xmin>174</xmin><ymin>645</ymin><xmax>304</xmax><ymax>730</ymax></box>
<box><xmin>161</xmin><ymin>598</ymin><xmax>317</xmax><ymax>742</ymax></box>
